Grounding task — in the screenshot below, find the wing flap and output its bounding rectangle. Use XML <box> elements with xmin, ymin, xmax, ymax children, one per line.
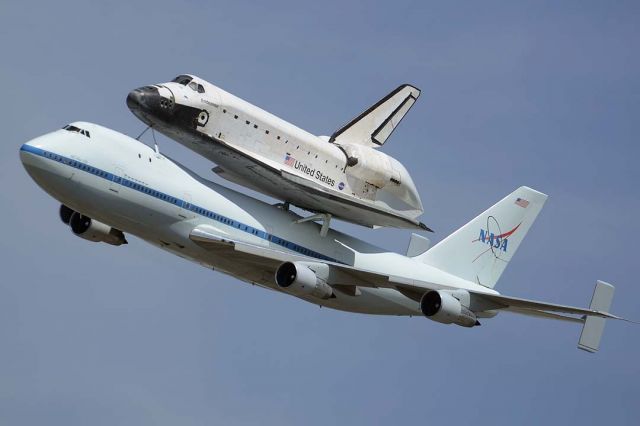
<box><xmin>506</xmin><ymin>308</ymin><xmax>584</xmax><ymax>324</ymax></box>
<box><xmin>471</xmin><ymin>292</ymin><xmax>623</xmax><ymax>320</ymax></box>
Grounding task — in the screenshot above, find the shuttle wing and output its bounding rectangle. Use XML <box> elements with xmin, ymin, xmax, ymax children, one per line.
<box><xmin>329</xmin><ymin>84</ymin><xmax>421</xmax><ymax>148</ymax></box>
<box><xmin>209</xmin><ymin>141</ymin><xmax>430</xmax><ymax>230</ymax></box>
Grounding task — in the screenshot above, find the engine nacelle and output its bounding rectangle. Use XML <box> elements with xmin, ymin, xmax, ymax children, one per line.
<box><xmin>59</xmin><ymin>204</ymin><xmax>74</xmax><ymax>225</ymax></box>
<box><xmin>69</xmin><ymin>212</ymin><xmax>127</xmax><ymax>246</ymax></box>
<box><xmin>340</xmin><ymin>143</ymin><xmax>401</xmax><ymax>188</ymax></box>
<box><xmin>420</xmin><ymin>290</ymin><xmax>478</xmax><ymax>328</ymax></box>
<box><xmin>275</xmin><ymin>262</ymin><xmax>333</xmax><ymax>300</ymax></box>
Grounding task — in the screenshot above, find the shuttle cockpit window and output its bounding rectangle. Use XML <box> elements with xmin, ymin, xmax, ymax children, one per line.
<box><xmin>187</xmin><ymin>81</ymin><xmax>205</xmax><ymax>93</ymax></box>
<box><xmin>62</xmin><ymin>124</ymin><xmax>90</xmax><ymax>138</ymax></box>
<box><xmin>171</xmin><ymin>75</ymin><xmax>193</xmax><ymax>85</ymax></box>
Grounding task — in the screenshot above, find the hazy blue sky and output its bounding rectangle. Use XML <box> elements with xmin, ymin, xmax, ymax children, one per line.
<box><xmin>1</xmin><ymin>1</ymin><xmax>639</xmax><ymax>424</ymax></box>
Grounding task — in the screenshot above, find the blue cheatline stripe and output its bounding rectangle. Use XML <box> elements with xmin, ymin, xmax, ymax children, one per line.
<box><xmin>21</xmin><ymin>144</ymin><xmax>340</xmax><ymax>263</ymax></box>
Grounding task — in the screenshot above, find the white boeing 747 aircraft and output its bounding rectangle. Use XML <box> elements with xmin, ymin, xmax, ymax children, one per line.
<box><xmin>20</xmin><ymin>122</ymin><xmax>628</xmax><ymax>352</ymax></box>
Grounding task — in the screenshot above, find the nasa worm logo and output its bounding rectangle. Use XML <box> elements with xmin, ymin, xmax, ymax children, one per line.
<box><xmin>197</xmin><ymin>110</ymin><xmax>209</xmax><ymax>127</ymax></box>
<box><xmin>472</xmin><ymin>216</ymin><xmax>521</xmax><ymax>262</ymax></box>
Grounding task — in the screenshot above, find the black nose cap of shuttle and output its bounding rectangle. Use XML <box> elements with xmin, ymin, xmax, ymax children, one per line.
<box><xmin>127</xmin><ymin>86</ymin><xmax>167</xmax><ymax>126</ymax></box>
<box><xmin>126</xmin><ymin>86</ymin><xmax>159</xmax><ymax>112</ymax></box>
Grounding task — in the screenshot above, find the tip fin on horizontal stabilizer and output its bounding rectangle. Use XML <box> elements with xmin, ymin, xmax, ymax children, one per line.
<box><xmin>578</xmin><ymin>281</ymin><xmax>615</xmax><ymax>353</ymax></box>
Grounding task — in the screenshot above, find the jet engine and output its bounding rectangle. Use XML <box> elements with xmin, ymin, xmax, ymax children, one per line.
<box><xmin>59</xmin><ymin>204</ymin><xmax>74</xmax><ymax>225</ymax></box>
<box><xmin>420</xmin><ymin>290</ymin><xmax>478</xmax><ymax>328</ymax></box>
<box><xmin>275</xmin><ymin>261</ymin><xmax>334</xmax><ymax>299</ymax></box>
<box><xmin>61</xmin><ymin>205</ymin><xmax>127</xmax><ymax>246</ymax></box>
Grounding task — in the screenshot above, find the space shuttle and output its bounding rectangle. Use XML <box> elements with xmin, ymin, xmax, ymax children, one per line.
<box><xmin>126</xmin><ymin>74</ymin><xmax>430</xmax><ymax>231</ymax></box>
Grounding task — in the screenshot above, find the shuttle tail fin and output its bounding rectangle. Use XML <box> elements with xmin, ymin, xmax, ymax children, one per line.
<box><xmin>329</xmin><ymin>84</ymin><xmax>420</xmax><ymax>148</ymax></box>
<box><xmin>417</xmin><ymin>187</ymin><xmax>548</xmax><ymax>289</ymax></box>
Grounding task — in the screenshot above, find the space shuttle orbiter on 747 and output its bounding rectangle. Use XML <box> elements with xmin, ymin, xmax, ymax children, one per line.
<box><xmin>126</xmin><ymin>75</ymin><xmax>430</xmax><ymax>231</ymax></box>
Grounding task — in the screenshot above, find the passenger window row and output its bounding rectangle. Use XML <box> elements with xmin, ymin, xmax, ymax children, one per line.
<box><xmin>40</xmin><ymin>145</ymin><xmax>335</xmax><ymax>261</ymax></box>
<box><xmin>181</xmin><ymin>199</ymin><xmax>326</xmax><ymax>259</ymax></box>
<box><xmin>122</xmin><ymin>179</ymin><xmax>178</xmax><ymax>204</ymax></box>
<box><xmin>42</xmin><ymin>151</ymin><xmax>113</xmax><ymax>179</ymax></box>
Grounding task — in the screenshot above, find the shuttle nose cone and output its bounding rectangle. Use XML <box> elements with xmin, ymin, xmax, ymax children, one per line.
<box><xmin>126</xmin><ymin>87</ymin><xmax>150</xmax><ymax>111</ymax></box>
<box><xmin>126</xmin><ymin>90</ymin><xmax>140</xmax><ymax>110</ymax></box>
<box><xmin>126</xmin><ymin>86</ymin><xmax>170</xmax><ymax>126</ymax></box>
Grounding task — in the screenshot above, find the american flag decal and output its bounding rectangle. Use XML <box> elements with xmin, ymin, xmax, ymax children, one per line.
<box><xmin>284</xmin><ymin>153</ymin><xmax>295</xmax><ymax>167</ymax></box>
<box><xmin>515</xmin><ymin>197</ymin><xmax>530</xmax><ymax>208</ymax></box>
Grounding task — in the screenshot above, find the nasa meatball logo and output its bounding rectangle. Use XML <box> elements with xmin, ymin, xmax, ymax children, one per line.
<box><xmin>197</xmin><ymin>110</ymin><xmax>209</xmax><ymax>127</ymax></box>
<box><xmin>471</xmin><ymin>215</ymin><xmax>521</xmax><ymax>262</ymax></box>
<box><xmin>338</xmin><ymin>182</ymin><xmax>345</xmax><ymax>190</ymax></box>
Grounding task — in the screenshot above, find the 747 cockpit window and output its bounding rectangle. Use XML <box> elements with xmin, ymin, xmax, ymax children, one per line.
<box><xmin>172</xmin><ymin>75</ymin><xmax>193</xmax><ymax>85</ymax></box>
<box><xmin>62</xmin><ymin>124</ymin><xmax>90</xmax><ymax>138</ymax></box>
